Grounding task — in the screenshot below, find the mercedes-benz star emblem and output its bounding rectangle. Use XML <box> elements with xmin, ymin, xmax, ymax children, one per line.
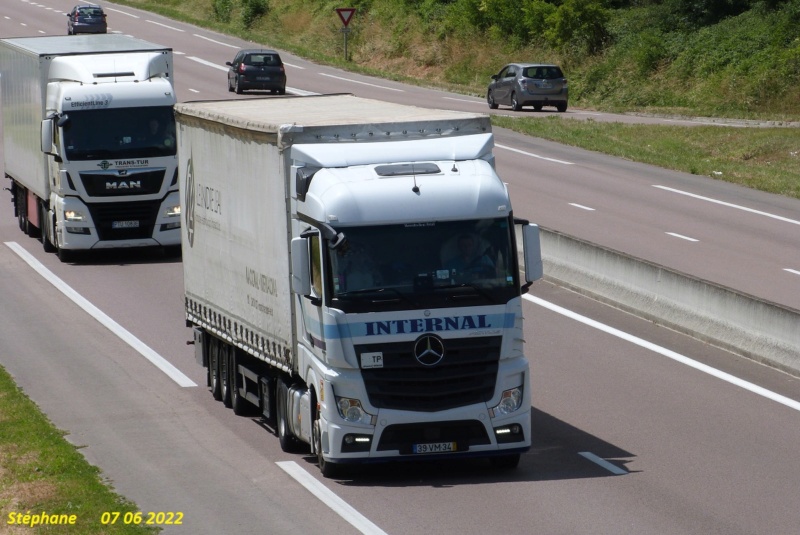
<box><xmin>414</xmin><ymin>335</ymin><xmax>445</xmax><ymax>367</ymax></box>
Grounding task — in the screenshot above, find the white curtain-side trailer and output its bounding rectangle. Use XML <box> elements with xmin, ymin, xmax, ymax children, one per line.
<box><xmin>176</xmin><ymin>95</ymin><xmax>543</xmax><ymax>477</ymax></box>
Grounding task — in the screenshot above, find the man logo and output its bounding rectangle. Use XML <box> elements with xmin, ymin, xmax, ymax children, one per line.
<box><xmin>414</xmin><ymin>335</ymin><xmax>445</xmax><ymax>367</ymax></box>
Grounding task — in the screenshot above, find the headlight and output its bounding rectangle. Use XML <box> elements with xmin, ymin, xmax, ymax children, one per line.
<box><xmin>64</xmin><ymin>209</ymin><xmax>85</xmax><ymax>222</ymax></box>
<box><xmin>335</xmin><ymin>396</ymin><xmax>375</xmax><ymax>425</ymax></box>
<box><xmin>164</xmin><ymin>205</ymin><xmax>181</xmax><ymax>217</ymax></box>
<box><xmin>490</xmin><ymin>386</ymin><xmax>524</xmax><ymax>417</ymax></box>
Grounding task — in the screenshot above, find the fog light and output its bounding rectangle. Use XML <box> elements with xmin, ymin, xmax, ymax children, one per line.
<box><xmin>65</xmin><ymin>226</ymin><xmax>91</xmax><ymax>235</ymax></box>
<box><xmin>160</xmin><ymin>222</ymin><xmax>181</xmax><ymax>231</ymax></box>
<box><xmin>494</xmin><ymin>424</ymin><xmax>525</xmax><ymax>444</ymax></box>
<box><xmin>341</xmin><ymin>433</ymin><xmax>372</xmax><ymax>452</ymax></box>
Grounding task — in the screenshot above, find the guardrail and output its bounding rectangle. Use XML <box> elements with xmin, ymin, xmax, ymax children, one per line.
<box><xmin>533</xmin><ymin>227</ymin><xmax>800</xmax><ymax>377</ymax></box>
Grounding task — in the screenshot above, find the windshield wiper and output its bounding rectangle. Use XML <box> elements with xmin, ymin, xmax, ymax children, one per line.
<box><xmin>337</xmin><ymin>287</ymin><xmax>419</xmax><ymax>307</ymax></box>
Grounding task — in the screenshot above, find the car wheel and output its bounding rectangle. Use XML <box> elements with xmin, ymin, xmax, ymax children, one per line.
<box><xmin>487</xmin><ymin>90</ymin><xmax>498</xmax><ymax>110</ymax></box>
<box><xmin>227</xmin><ymin>76</ymin><xmax>234</xmax><ymax>93</ymax></box>
<box><xmin>511</xmin><ymin>92</ymin><xmax>522</xmax><ymax>111</ymax></box>
<box><xmin>556</xmin><ymin>103</ymin><xmax>568</xmax><ymax>113</ymax></box>
<box><xmin>533</xmin><ymin>105</ymin><xmax>543</xmax><ymax>112</ymax></box>
<box><xmin>234</xmin><ymin>78</ymin><xmax>243</xmax><ymax>95</ymax></box>
<box><xmin>278</xmin><ymin>87</ymin><xmax>286</xmax><ymax>95</ymax></box>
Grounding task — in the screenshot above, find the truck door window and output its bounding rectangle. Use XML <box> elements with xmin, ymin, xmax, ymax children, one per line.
<box><xmin>310</xmin><ymin>234</ymin><xmax>322</xmax><ymax>298</ymax></box>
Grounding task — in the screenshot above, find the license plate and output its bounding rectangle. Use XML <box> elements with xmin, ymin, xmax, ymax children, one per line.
<box><xmin>256</xmin><ymin>76</ymin><xmax>271</xmax><ymax>81</ymax></box>
<box><xmin>536</xmin><ymin>81</ymin><xmax>553</xmax><ymax>89</ymax></box>
<box><xmin>412</xmin><ymin>441</ymin><xmax>456</xmax><ymax>454</ymax></box>
<box><xmin>112</xmin><ymin>220</ymin><xmax>139</xmax><ymax>229</ymax></box>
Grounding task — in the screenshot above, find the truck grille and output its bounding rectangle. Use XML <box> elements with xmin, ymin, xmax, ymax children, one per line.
<box><xmin>357</xmin><ymin>337</ymin><xmax>501</xmax><ymax>412</ymax></box>
<box><xmin>80</xmin><ymin>170</ymin><xmax>166</xmax><ymax>197</ymax></box>
<box><xmin>86</xmin><ymin>200</ymin><xmax>160</xmax><ymax>241</ymax></box>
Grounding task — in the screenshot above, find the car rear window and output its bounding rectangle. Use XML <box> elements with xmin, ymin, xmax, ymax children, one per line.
<box><xmin>244</xmin><ymin>54</ymin><xmax>280</xmax><ymax>66</ymax></box>
<box><xmin>523</xmin><ymin>67</ymin><xmax>563</xmax><ymax>80</ymax></box>
<box><xmin>79</xmin><ymin>8</ymin><xmax>103</xmax><ymax>16</ymax></box>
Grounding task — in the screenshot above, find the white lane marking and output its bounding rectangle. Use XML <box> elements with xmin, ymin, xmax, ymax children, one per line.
<box><xmin>569</xmin><ymin>203</ymin><xmax>595</xmax><ymax>211</ymax></box>
<box><xmin>495</xmin><ymin>143</ymin><xmax>574</xmax><ymax>165</ymax></box>
<box><xmin>188</xmin><ymin>88</ymin><xmax>200</xmax><ymax>93</ymax></box>
<box><xmin>666</xmin><ymin>232</ymin><xmax>699</xmax><ymax>242</ymax></box>
<box><xmin>442</xmin><ymin>96</ymin><xmax>484</xmax><ymax>104</ymax></box>
<box><xmin>192</xmin><ymin>33</ymin><xmax>238</xmax><ymax>48</ymax></box>
<box><xmin>4</xmin><ymin>242</ymin><xmax>197</xmax><ymax>388</ymax></box>
<box><xmin>578</xmin><ymin>452</ymin><xmax>627</xmax><ymax>475</ymax></box>
<box><xmin>105</xmin><ymin>8</ymin><xmax>140</xmax><ymax>18</ymax></box>
<box><xmin>147</xmin><ymin>20</ymin><xmax>184</xmax><ymax>32</ymax></box>
<box><xmin>318</xmin><ymin>73</ymin><xmax>404</xmax><ymax>92</ymax></box>
<box><xmin>276</xmin><ymin>461</ymin><xmax>388</xmax><ymax>535</ymax></box>
<box><xmin>654</xmin><ymin>185</ymin><xmax>800</xmax><ymax>226</ymax></box>
<box><xmin>187</xmin><ymin>56</ymin><xmax>227</xmax><ymax>71</ymax></box>
<box><xmin>784</xmin><ymin>268</ymin><xmax>800</xmax><ymax>276</ymax></box>
<box><xmin>524</xmin><ymin>294</ymin><xmax>800</xmax><ymax>412</ymax></box>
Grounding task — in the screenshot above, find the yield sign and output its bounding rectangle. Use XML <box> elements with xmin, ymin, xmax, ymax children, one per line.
<box><xmin>336</xmin><ymin>8</ymin><xmax>356</xmax><ymax>27</ymax></box>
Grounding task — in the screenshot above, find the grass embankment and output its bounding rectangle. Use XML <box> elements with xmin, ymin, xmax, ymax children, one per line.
<box><xmin>0</xmin><ymin>366</ymin><xmax>158</xmax><ymax>534</ymax></box>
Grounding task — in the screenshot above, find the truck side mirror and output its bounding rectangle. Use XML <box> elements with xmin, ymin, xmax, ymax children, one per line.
<box><xmin>41</xmin><ymin>119</ymin><xmax>55</xmax><ymax>155</ymax></box>
<box><xmin>522</xmin><ymin>224</ymin><xmax>543</xmax><ymax>290</ymax></box>
<box><xmin>290</xmin><ymin>237</ymin><xmax>311</xmax><ymax>296</ymax></box>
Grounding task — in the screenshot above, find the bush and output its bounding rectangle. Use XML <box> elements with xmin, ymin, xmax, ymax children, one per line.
<box><xmin>213</xmin><ymin>0</ymin><xmax>233</xmax><ymax>23</ymax></box>
<box><xmin>241</xmin><ymin>0</ymin><xmax>269</xmax><ymax>28</ymax></box>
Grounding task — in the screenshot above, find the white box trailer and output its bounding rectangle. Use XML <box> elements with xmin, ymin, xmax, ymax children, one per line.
<box><xmin>0</xmin><ymin>35</ymin><xmax>181</xmax><ymax>261</ymax></box>
<box><xmin>176</xmin><ymin>95</ymin><xmax>543</xmax><ymax>477</ymax></box>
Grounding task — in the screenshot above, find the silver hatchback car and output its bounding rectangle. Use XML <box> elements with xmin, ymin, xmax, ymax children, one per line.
<box><xmin>487</xmin><ymin>63</ymin><xmax>568</xmax><ymax>112</ymax></box>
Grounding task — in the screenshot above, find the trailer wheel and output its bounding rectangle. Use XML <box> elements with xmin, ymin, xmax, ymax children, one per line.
<box><xmin>209</xmin><ymin>337</ymin><xmax>222</xmax><ymax>401</ymax></box>
<box><xmin>220</xmin><ymin>343</ymin><xmax>232</xmax><ymax>408</ymax></box>
<box><xmin>228</xmin><ymin>349</ymin><xmax>250</xmax><ymax>416</ymax></box>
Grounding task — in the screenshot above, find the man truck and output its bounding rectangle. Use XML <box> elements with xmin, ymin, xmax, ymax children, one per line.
<box><xmin>176</xmin><ymin>95</ymin><xmax>543</xmax><ymax>477</ymax></box>
<box><xmin>1</xmin><ymin>35</ymin><xmax>181</xmax><ymax>261</ymax></box>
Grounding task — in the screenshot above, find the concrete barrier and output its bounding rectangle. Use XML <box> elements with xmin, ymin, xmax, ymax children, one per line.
<box><xmin>534</xmin><ymin>227</ymin><xmax>800</xmax><ymax>376</ymax></box>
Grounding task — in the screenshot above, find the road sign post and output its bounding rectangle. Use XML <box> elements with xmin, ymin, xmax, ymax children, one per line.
<box><xmin>336</xmin><ymin>8</ymin><xmax>356</xmax><ymax>61</ymax></box>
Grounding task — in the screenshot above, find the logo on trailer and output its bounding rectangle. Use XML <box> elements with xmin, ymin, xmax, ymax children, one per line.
<box><xmin>414</xmin><ymin>334</ymin><xmax>445</xmax><ymax>367</ymax></box>
<box><xmin>184</xmin><ymin>156</ymin><xmax>195</xmax><ymax>247</ymax></box>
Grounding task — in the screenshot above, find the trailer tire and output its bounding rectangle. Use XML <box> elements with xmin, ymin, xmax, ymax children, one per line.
<box><xmin>220</xmin><ymin>343</ymin><xmax>232</xmax><ymax>408</ymax></box>
<box><xmin>228</xmin><ymin>349</ymin><xmax>250</xmax><ymax>416</ymax></box>
<box><xmin>209</xmin><ymin>337</ymin><xmax>223</xmax><ymax>401</ymax></box>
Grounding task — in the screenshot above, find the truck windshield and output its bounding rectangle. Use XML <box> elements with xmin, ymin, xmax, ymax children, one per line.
<box><xmin>62</xmin><ymin>106</ymin><xmax>176</xmax><ymax>161</ymax></box>
<box><xmin>328</xmin><ymin>217</ymin><xmax>519</xmax><ymax>312</ymax></box>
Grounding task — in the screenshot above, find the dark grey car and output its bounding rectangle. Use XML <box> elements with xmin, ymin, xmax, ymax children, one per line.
<box><xmin>227</xmin><ymin>49</ymin><xmax>287</xmax><ymax>95</ymax></box>
<box><xmin>66</xmin><ymin>4</ymin><xmax>107</xmax><ymax>35</ymax></box>
<box><xmin>487</xmin><ymin>63</ymin><xmax>568</xmax><ymax>112</ymax></box>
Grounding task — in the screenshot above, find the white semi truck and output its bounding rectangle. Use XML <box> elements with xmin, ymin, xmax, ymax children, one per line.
<box><xmin>0</xmin><ymin>35</ymin><xmax>181</xmax><ymax>261</ymax></box>
<box><xmin>176</xmin><ymin>95</ymin><xmax>543</xmax><ymax>477</ymax></box>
